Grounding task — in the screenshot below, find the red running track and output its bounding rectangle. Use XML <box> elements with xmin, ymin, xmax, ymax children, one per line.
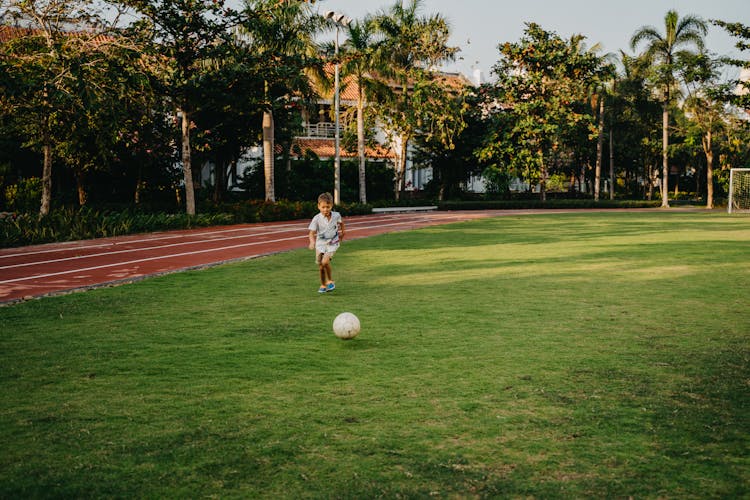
<box><xmin>0</xmin><ymin>210</ymin><xmax>517</xmax><ymax>305</ymax></box>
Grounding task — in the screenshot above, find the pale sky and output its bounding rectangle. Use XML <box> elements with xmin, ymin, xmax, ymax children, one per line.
<box><xmin>314</xmin><ymin>0</ymin><xmax>749</xmax><ymax>83</ymax></box>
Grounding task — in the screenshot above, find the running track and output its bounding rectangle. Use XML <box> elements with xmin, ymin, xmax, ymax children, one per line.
<box><xmin>1</xmin><ymin>210</ymin><xmax>524</xmax><ymax>305</ymax></box>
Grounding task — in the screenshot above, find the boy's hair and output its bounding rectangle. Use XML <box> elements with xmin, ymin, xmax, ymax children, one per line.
<box><xmin>317</xmin><ymin>192</ymin><xmax>334</xmax><ymax>204</ymax></box>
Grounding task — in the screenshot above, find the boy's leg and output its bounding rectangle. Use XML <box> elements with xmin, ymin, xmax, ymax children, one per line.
<box><xmin>320</xmin><ymin>254</ymin><xmax>332</xmax><ymax>283</ymax></box>
<box><xmin>324</xmin><ymin>263</ymin><xmax>333</xmax><ymax>284</ymax></box>
<box><xmin>321</xmin><ymin>253</ymin><xmax>334</xmax><ymax>290</ymax></box>
<box><xmin>320</xmin><ymin>254</ymin><xmax>333</xmax><ymax>285</ymax></box>
<box><xmin>319</xmin><ymin>265</ymin><xmax>327</xmax><ymax>286</ymax></box>
<box><xmin>316</xmin><ymin>252</ymin><xmax>328</xmax><ymax>291</ymax></box>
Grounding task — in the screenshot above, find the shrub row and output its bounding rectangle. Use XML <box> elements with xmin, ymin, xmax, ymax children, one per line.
<box><xmin>0</xmin><ymin>208</ymin><xmax>237</xmax><ymax>249</ymax></box>
<box><xmin>438</xmin><ymin>199</ymin><xmax>663</xmax><ymax>210</ymax></box>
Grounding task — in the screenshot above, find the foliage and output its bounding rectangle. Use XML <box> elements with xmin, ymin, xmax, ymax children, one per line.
<box><xmin>0</xmin><ymin>4</ymin><xmax>746</xmax><ymax>216</ymax></box>
<box><xmin>608</xmin><ymin>52</ymin><xmax>663</xmax><ymax>198</ymax></box>
<box><xmin>369</xmin><ymin>0</ymin><xmax>459</xmax><ymax>198</ymax></box>
<box><xmin>412</xmin><ymin>84</ymin><xmax>482</xmax><ymax>200</ymax></box>
<box><xmin>238</xmin><ymin>156</ymin><xmax>395</xmax><ymax>203</ymax></box>
<box><xmin>334</xmin><ymin>14</ymin><xmax>385</xmax><ymax>204</ymax></box>
<box><xmin>438</xmin><ymin>199</ymin><xmax>661</xmax><ymax>210</ymax></box>
<box><xmin>711</xmin><ymin>19</ymin><xmax>750</xmax><ymax>109</ymax></box>
<box><xmin>478</xmin><ymin>24</ymin><xmax>614</xmax><ymax>200</ymax></box>
<box><xmin>4</xmin><ymin>177</ymin><xmax>42</xmax><ymax>213</ymax></box>
<box><xmin>630</xmin><ymin>9</ymin><xmax>708</xmax><ymax>208</ymax></box>
<box><xmin>0</xmin><ymin>207</ymin><xmax>235</xmax><ymax>248</ymax></box>
<box><xmin>0</xmin><ymin>0</ymin><xmax>119</xmax><ymax>215</ymax></box>
<box><xmin>238</xmin><ymin>0</ymin><xmax>324</xmax><ymax>202</ymax></box>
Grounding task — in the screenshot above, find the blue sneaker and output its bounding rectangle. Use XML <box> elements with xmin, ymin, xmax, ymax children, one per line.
<box><xmin>318</xmin><ymin>286</ymin><xmax>327</xmax><ymax>293</ymax></box>
<box><xmin>326</xmin><ymin>282</ymin><xmax>336</xmax><ymax>291</ymax></box>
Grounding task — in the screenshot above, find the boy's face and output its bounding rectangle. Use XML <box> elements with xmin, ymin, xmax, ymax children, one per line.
<box><xmin>318</xmin><ymin>200</ymin><xmax>333</xmax><ymax>217</ymax></box>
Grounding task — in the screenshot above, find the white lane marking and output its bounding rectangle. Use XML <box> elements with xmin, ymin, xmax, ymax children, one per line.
<box><xmin>0</xmin><ymin>217</ymin><xmax>435</xmax><ymax>284</ymax></box>
<box><xmin>0</xmin><ymin>217</ymin><xmax>424</xmax><ymax>269</ymax></box>
<box><xmin>0</xmin><ymin>235</ymin><xmax>307</xmax><ymax>283</ymax></box>
<box><xmin>0</xmin><ymin>225</ymin><xmax>307</xmax><ymax>270</ymax></box>
<box><xmin>0</xmin><ymin>213</ymin><xmax>419</xmax><ymax>260</ymax></box>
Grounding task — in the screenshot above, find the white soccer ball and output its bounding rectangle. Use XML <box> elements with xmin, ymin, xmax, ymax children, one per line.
<box><xmin>333</xmin><ymin>312</ymin><xmax>360</xmax><ymax>340</ymax></box>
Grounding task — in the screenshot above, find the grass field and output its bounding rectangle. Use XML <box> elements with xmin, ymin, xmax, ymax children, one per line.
<box><xmin>1</xmin><ymin>211</ymin><xmax>748</xmax><ymax>498</ymax></box>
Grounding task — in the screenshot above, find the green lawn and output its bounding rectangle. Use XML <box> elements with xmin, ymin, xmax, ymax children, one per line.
<box><xmin>1</xmin><ymin>211</ymin><xmax>748</xmax><ymax>498</ymax></box>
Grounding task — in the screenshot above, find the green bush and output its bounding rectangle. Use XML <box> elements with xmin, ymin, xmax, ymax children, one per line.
<box><xmin>438</xmin><ymin>199</ymin><xmax>662</xmax><ymax>210</ymax></box>
<box><xmin>4</xmin><ymin>177</ymin><xmax>42</xmax><ymax>213</ymax></box>
<box><xmin>0</xmin><ymin>208</ymin><xmax>235</xmax><ymax>249</ymax></box>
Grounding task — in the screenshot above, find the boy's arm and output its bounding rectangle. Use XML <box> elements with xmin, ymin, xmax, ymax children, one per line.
<box><xmin>308</xmin><ymin>230</ymin><xmax>316</xmax><ymax>250</ymax></box>
<box><xmin>338</xmin><ymin>219</ymin><xmax>345</xmax><ymax>242</ymax></box>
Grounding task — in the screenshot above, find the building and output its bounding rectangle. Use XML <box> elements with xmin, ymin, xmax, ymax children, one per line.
<box><xmin>218</xmin><ymin>66</ymin><xmax>476</xmax><ymax>196</ymax></box>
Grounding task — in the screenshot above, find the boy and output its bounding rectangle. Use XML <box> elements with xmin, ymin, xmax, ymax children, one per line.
<box><xmin>308</xmin><ymin>192</ymin><xmax>345</xmax><ymax>293</ymax></box>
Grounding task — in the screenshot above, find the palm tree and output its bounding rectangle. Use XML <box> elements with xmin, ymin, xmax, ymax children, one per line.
<box><xmin>335</xmin><ymin>18</ymin><xmax>384</xmax><ymax>204</ymax></box>
<box><xmin>241</xmin><ymin>0</ymin><xmax>322</xmax><ymax>202</ymax></box>
<box><xmin>630</xmin><ymin>10</ymin><xmax>707</xmax><ymax>208</ymax></box>
<box><xmin>371</xmin><ymin>0</ymin><xmax>456</xmax><ymax>200</ymax></box>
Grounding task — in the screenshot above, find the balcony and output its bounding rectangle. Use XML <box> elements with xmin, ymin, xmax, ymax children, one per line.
<box><xmin>301</xmin><ymin>122</ymin><xmax>335</xmax><ymax>138</ymax></box>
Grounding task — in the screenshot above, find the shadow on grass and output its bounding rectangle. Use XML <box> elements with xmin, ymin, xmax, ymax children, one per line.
<box><xmin>363</xmin><ymin>212</ymin><xmax>744</xmax><ymax>251</ymax></box>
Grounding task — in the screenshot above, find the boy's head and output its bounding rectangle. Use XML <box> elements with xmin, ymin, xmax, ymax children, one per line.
<box><xmin>317</xmin><ymin>192</ymin><xmax>333</xmax><ymax>215</ymax></box>
<box><xmin>317</xmin><ymin>192</ymin><xmax>333</xmax><ymax>205</ymax></box>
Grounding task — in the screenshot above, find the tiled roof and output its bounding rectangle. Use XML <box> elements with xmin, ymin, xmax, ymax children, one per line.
<box><xmin>0</xmin><ymin>26</ymin><xmax>32</xmax><ymax>43</ymax></box>
<box><xmin>293</xmin><ymin>138</ymin><xmax>394</xmax><ymax>160</ymax></box>
<box><xmin>316</xmin><ymin>64</ymin><xmax>361</xmax><ymax>102</ymax></box>
<box><xmin>0</xmin><ymin>25</ymin><xmax>112</xmax><ymax>46</ymax></box>
<box><xmin>314</xmin><ymin>65</ymin><xmax>473</xmax><ymax>103</ymax></box>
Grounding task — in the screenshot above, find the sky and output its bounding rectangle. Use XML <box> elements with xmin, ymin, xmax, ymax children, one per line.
<box><xmin>313</xmin><ymin>0</ymin><xmax>749</xmax><ymax>83</ymax></box>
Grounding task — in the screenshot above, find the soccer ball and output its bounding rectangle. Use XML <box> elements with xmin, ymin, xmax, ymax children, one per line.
<box><xmin>333</xmin><ymin>312</ymin><xmax>360</xmax><ymax>340</ymax></box>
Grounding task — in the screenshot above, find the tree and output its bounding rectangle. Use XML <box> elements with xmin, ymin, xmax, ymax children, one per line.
<box><xmin>123</xmin><ymin>0</ymin><xmax>238</xmax><ymax>215</ymax></box>
<box><xmin>335</xmin><ymin>17</ymin><xmax>382</xmax><ymax>204</ymax></box>
<box><xmin>570</xmin><ymin>39</ymin><xmax>615</xmax><ymax>201</ymax></box>
<box><xmin>239</xmin><ymin>0</ymin><xmax>322</xmax><ymax>202</ymax></box>
<box><xmin>371</xmin><ymin>0</ymin><xmax>457</xmax><ymax>200</ymax></box>
<box><xmin>413</xmin><ymin>81</ymin><xmax>479</xmax><ymax>200</ymax></box>
<box><xmin>0</xmin><ymin>0</ymin><xmax>112</xmax><ymax>215</ymax></box>
<box><xmin>608</xmin><ymin>52</ymin><xmax>663</xmax><ymax>199</ymax></box>
<box><xmin>630</xmin><ymin>10</ymin><xmax>707</xmax><ymax>208</ymax></box>
<box><xmin>478</xmin><ymin>24</ymin><xmax>610</xmax><ymax>201</ymax></box>
<box><xmin>711</xmin><ymin>20</ymin><xmax>750</xmax><ymax>110</ymax></box>
<box><xmin>679</xmin><ymin>52</ymin><xmax>732</xmax><ymax>208</ymax></box>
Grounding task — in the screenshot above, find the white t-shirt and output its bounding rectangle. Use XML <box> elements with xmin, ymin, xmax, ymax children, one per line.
<box><xmin>308</xmin><ymin>211</ymin><xmax>342</xmax><ymax>254</ymax></box>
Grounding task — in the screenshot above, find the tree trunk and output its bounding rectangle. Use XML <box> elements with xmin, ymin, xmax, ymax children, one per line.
<box><xmin>703</xmin><ymin>130</ymin><xmax>714</xmax><ymax>209</ymax></box>
<box><xmin>609</xmin><ymin>128</ymin><xmax>615</xmax><ymax>200</ymax></box>
<box><xmin>661</xmin><ymin>103</ymin><xmax>670</xmax><ymax>208</ymax></box>
<box><xmin>135</xmin><ymin>161</ymin><xmax>144</xmax><ymax>205</ymax></box>
<box><xmin>40</xmin><ymin>136</ymin><xmax>52</xmax><ymax>217</ymax></box>
<box><xmin>394</xmin><ymin>135</ymin><xmax>408</xmax><ymax>201</ymax></box>
<box><xmin>262</xmin><ymin>109</ymin><xmax>275</xmax><ymax>202</ymax></box>
<box><xmin>595</xmin><ymin>95</ymin><xmax>604</xmax><ymax>201</ymax></box>
<box><xmin>357</xmin><ymin>95</ymin><xmax>366</xmax><ymax>204</ymax></box>
<box><xmin>180</xmin><ymin>107</ymin><xmax>196</xmax><ymax>215</ymax></box>
<box><xmin>213</xmin><ymin>154</ymin><xmax>224</xmax><ymax>204</ymax></box>
<box><xmin>539</xmin><ymin>150</ymin><xmax>547</xmax><ymax>202</ymax></box>
<box><xmin>580</xmin><ymin>162</ymin><xmax>586</xmax><ymax>194</ymax></box>
<box><xmin>76</xmin><ymin>170</ymin><xmax>87</xmax><ymax>206</ymax></box>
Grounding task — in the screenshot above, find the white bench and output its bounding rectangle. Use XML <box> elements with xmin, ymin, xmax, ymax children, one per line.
<box><xmin>371</xmin><ymin>206</ymin><xmax>438</xmax><ymax>213</ymax></box>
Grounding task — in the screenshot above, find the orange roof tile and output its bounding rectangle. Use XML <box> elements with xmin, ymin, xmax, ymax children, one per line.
<box><xmin>0</xmin><ymin>25</ymin><xmax>112</xmax><ymax>46</ymax></box>
<box><xmin>293</xmin><ymin>138</ymin><xmax>394</xmax><ymax>160</ymax></box>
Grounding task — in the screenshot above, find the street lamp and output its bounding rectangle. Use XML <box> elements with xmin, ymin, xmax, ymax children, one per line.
<box><xmin>324</xmin><ymin>10</ymin><xmax>351</xmax><ymax>206</ymax></box>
